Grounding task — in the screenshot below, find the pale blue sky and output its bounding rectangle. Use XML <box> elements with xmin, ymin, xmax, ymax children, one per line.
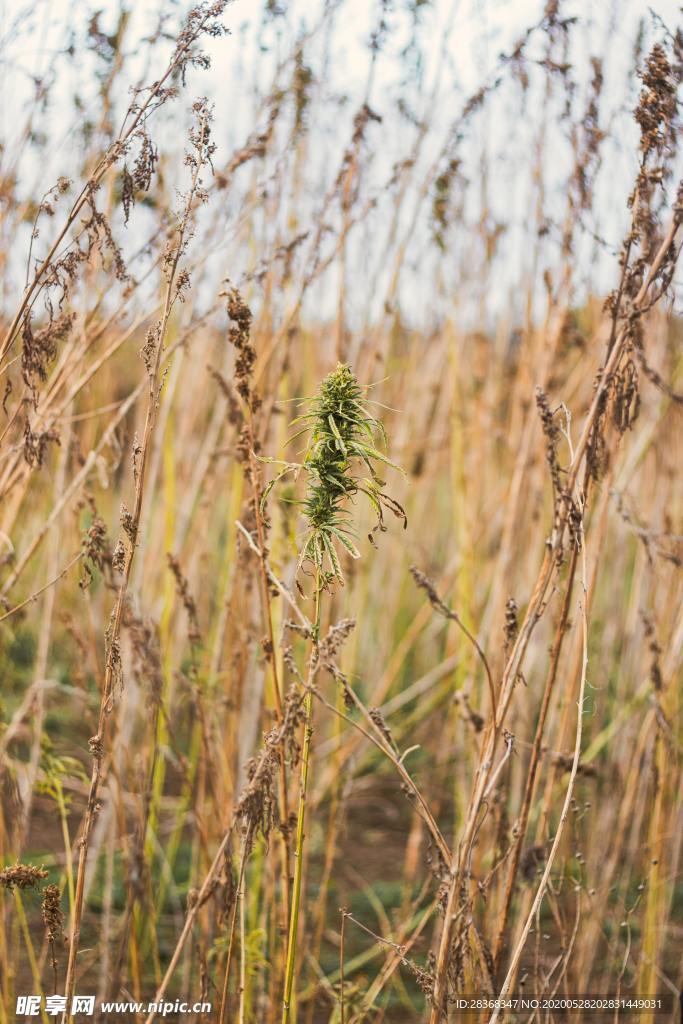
<box><xmin>2</xmin><ymin>0</ymin><xmax>681</xmax><ymax>327</ymax></box>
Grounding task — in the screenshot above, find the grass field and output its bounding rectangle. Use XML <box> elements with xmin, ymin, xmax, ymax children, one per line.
<box><xmin>0</xmin><ymin>2</ymin><xmax>681</xmax><ymax>1021</ymax></box>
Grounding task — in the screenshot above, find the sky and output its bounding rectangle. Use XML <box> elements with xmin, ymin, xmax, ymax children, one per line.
<box><xmin>2</xmin><ymin>0</ymin><xmax>682</xmax><ymax>328</ymax></box>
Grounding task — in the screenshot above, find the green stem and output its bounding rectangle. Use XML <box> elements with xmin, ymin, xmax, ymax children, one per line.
<box><xmin>282</xmin><ymin>575</ymin><xmax>322</xmax><ymax>1023</ymax></box>
<box><xmin>55</xmin><ymin>781</ymin><xmax>75</xmax><ymax>918</ymax></box>
<box><xmin>13</xmin><ymin>892</ymin><xmax>49</xmax><ymax>1024</ymax></box>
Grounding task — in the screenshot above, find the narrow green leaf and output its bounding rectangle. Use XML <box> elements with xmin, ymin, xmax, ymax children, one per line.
<box><xmin>329</xmin><ymin>527</ymin><xmax>361</xmax><ymax>559</ymax></box>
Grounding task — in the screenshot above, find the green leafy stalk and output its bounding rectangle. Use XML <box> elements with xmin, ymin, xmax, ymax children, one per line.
<box><xmin>266</xmin><ymin>364</ymin><xmax>404</xmax><ymax>1023</ymax></box>
<box><xmin>262</xmin><ymin>363</ymin><xmax>406</xmax><ymax>590</ymax></box>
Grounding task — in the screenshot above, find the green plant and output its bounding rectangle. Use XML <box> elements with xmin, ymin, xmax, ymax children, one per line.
<box><xmin>261</xmin><ymin>363</ymin><xmax>404</xmax><ymax>1022</ymax></box>
<box><xmin>262</xmin><ymin>363</ymin><xmax>406</xmax><ymax>592</ymax></box>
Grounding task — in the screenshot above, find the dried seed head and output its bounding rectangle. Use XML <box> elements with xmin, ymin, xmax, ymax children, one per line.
<box><xmin>126</xmin><ymin>611</ymin><xmax>164</xmax><ymax>708</ymax></box>
<box><xmin>318</xmin><ymin>618</ymin><xmax>356</xmax><ymax>671</ymax></box>
<box><xmin>23</xmin><ymin>421</ymin><xmax>60</xmax><ymax>468</ymax></box>
<box><xmin>235</xmin><ymin>748</ymin><xmax>278</xmax><ymax>843</ymax></box>
<box><xmin>535</xmin><ymin>387</ymin><xmax>561</xmax><ymax>493</ymax></box>
<box><xmin>41</xmin><ymin>884</ymin><xmax>64</xmax><ymax>945</ymax></box>
<box><xmin>80</xmin><ymin>515</ymin><xmax>109</xmax><ymax>590</ymax></box>
<box><xmin>634</xmin><ymin>44</ymin><xmax>678</xmax><ymax>158</ymax></box>
<box><xmin>368</xmin><ymin>707</ymin><xmax>397</xmax><ymax>751</ymax></box>
<box><xmin>167</xmin><ymin>553</ymin><xmax>202</xmax><ymax>647</ymax></box>
<box><xmin>21</xmin><ymin>311</ymin><xmax>74</xmax><ymax>407</ymax></box>
<box><xmin>0</xmin><ymin>863</ymin><xmax>49</xmax><ymax>889</ymax></box>
<box><xmin>504</xmin><ymin>597</ymin><xmax>519</xmax><ymax>652</ymax></box>
<box><xmin>225</xmin><ymin>286</ymin><xmax>260</xmax><ymax>412</ymax></box>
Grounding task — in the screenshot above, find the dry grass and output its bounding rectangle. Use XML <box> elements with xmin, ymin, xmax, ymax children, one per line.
<box><xmin>0</xmin><ymin>2</ymin><xmax>681</xmax><ymax>1022</ymax></box>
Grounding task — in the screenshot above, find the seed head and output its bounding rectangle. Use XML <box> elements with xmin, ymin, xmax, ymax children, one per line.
<box><xmin>0</xmin><ymin>863</ymin><xmax>49</xmax><ymax>890</ymax></box>
<box><xmin>262</xmin><ymin>364</ymin><xmax>405</xmax><ymax>588</ymax></box>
